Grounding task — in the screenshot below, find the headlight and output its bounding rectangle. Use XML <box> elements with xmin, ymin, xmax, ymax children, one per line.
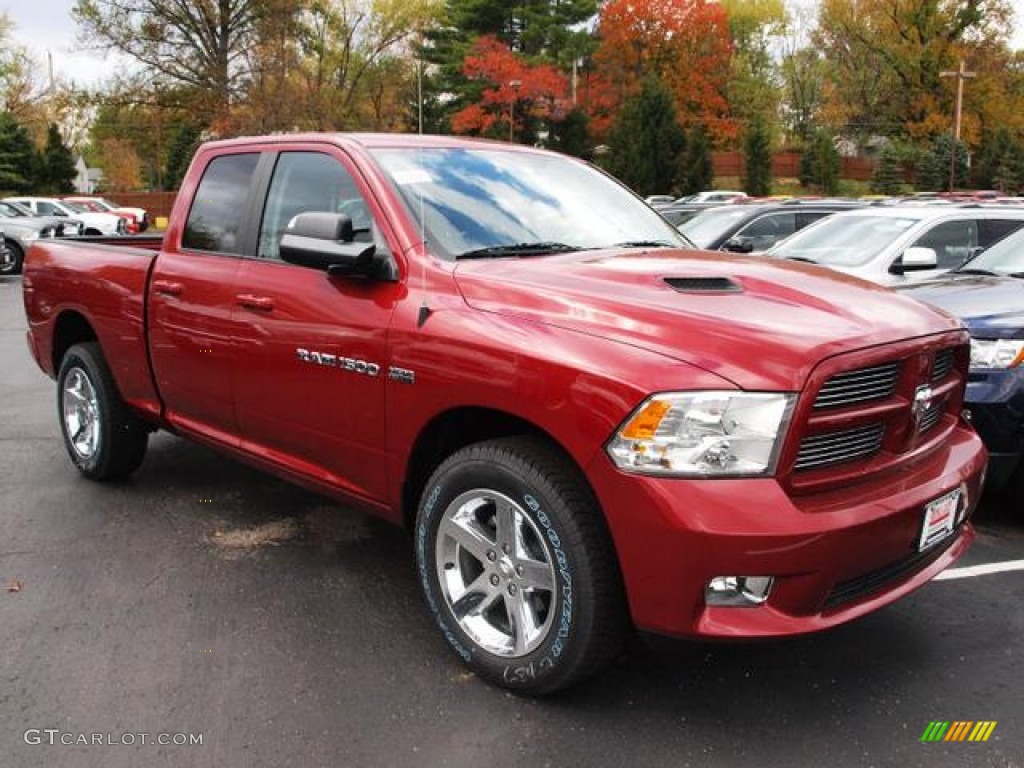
<box><xmin>970</xmin><ymin>339</ymin><xmax>1024</xmax><ymax>369</ymax></box>
<box><xmin>606</xmin><ymin>391</ymin><xmax>796</xmax><ymax>477</ymax></box>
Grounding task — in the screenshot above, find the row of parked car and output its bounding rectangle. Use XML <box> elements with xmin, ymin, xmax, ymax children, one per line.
<box><xmin>650</xmin><ymin>193</ymin><xmax>1024</xmax><ymax>496</ymax></box>
<box><xmin>0</xmin><ymin>196</ymin><xmax>149</xmax><ymax>275</ymax></box>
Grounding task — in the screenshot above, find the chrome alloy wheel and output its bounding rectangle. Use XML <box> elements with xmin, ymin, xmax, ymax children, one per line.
<box><xmin>435</xmin><ymin>490</ymin><xmax>558</xmax><ymax>657</ymax></box>
<box><xmin>62</xmin><ymin>367</ymin><xmax>101</xmax><ymax>459</ymax></box>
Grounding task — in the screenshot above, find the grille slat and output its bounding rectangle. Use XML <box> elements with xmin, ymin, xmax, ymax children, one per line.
<box><xmin>918</xmin><ymin>401</ymin><xmax>944</xmax><ymax>433</ymax></box>
<box><xmin>814</xmin><ymin>362</ymin><xmax>900</xmax><ymax>410</ymax></box>
<box><xmin>932</xmin><ymin>348</ymin><xmax>955</xmax><ymax>382</ymax></box>
<box><xmin>794</xmin><ymin>424</ymin><xmax>885</xmax><ymax>471</ymax></box>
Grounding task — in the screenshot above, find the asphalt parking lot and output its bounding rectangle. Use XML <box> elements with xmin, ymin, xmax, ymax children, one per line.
<box><xmin>1</xmin><ymin>273</ymin><xmax>1021</xmax><ymax>768</ymax></box>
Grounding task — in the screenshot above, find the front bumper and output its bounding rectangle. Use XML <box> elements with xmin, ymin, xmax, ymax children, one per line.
<box><xmin>586</xmin><ymin>424</ymin><xmax>986</xmax><ymax>638</ymax></box>
<box><xmin>966</xmin><ymin>367</ymin><xmax>1024</xmax><ymax>490</ymax></box>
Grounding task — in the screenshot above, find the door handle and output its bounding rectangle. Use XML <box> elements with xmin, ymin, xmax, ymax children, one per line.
<box><xmin>153</xmin><ymin>280</ymin><xmax>183</xmax><ymax>297</ymax></box>
<box><xmin>236</xmin><ymin>294</ymin><xmax>275</xmax><ymax>312</ymax></box>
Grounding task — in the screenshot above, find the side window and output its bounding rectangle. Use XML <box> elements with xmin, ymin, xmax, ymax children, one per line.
<box><xmin>257</xmin><ymin>151</ymin><xmax>381</xmax><ymax>262</ymax></box>
<box><xmin>912</xmin><ymin>219</ymin><xmax>978</xmax><ymax>269</ymax></box>
<box><xmin>182</xmin><ymin>153</ymin><xmax>260</xmax><ymax>254</ymax></box>
<box><xmin>38</xmin><ymin>202</ymin><xmax>60</xmax><ymax>216</ymax></box>
<box><xmin>734</xmin><ymin>212</ymin><xmax>796</xmax><ymax>250</ymax></box>
<box><xmin>978</xmin><ymin>218</ymin><xmax>1024</xmax><ymax>248</ymax></box>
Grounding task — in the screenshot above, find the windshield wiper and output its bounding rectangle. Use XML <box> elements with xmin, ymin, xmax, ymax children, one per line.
<box><xmin>786</xmin><ymin>256</ymin><xmax>817</xmax><ymax>263</ymax></box>
<box><xmin>610</xmin><ymin>240</ymin><xmax>679</xmax><ymax>249</ymax></box>
<box><xmin>454</xmin><ymin>242</ymin><xmax>582</xmax><ymax>260</ymax></box>
<box><xmin>953</xmin><ymin>267</ymin><xmax>999</xmax><ymax>276</ymax></box>
<box><xmin>1007</xmin><ymin>272</ymin><xmax>1024</xmax><ymax>279</ymax></box>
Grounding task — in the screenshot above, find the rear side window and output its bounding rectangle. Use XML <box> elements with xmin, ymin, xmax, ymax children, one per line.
<box><xmin>183</xmin><ymin>153</ymin><xmax>260</xmax><ymax>254</ymax></box>
<box><xmin>978</xmin><ymin>218</ymin><xmax>1024</xmax><ymax>248</ymax></box>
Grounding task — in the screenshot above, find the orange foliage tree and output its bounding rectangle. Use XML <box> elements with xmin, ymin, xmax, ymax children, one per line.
<box><xmin>450</xmin><ymin>36</ymin><xmax>568</xmax><ymax>139</ymax></box>
<box><xmin>594</xmin><ymin>0</ymin><xmax>734</xmax><ymax>143</ymax></box>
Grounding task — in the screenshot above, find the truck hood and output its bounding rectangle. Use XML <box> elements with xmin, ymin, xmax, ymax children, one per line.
<box><xmin>899</xmin><ymin>274</ymin><xmax>1024</xmax><ymax>337</ymax></box>
<box><xmin>453</xmin><ymin>249</ymin><xmax>965</xmax><ymax>390</ymax></box>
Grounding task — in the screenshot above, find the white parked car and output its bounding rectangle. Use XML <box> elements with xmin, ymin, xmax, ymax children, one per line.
<box><xmin>767</xmin><ymin>206</ymin><xmax>1024</xmax><ymax>285</ymax></box>
<box><xmin>3</xmin><ymin>196</ymin><xmax>127</xmax><ymax>236</ymax></box>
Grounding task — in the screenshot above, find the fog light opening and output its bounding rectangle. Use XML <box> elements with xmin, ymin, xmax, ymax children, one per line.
<box><xmin>955</xmin><ymin>481</ymin><xmax>970</xmax><ymax>526</ymax></box>
<box><xmin>706</xmin><ymin>575</ymin><xmax>775</xmax><ymax>607</ymax></box>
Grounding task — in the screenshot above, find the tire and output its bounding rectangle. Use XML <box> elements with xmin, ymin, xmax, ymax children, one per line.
<box><xmin>57</xmin><ymin>342</ymin><xmax>149</xmax><ymax>481</ymax></box>
<box><xmin>415</xmin><ymin>436</ymin><xmax>628</xmax><ymax>694</ymax></box>
<box><xmin>0</xmin><ymin>241</ymin><xmax>23</xmax><ymax>275</ymax></box>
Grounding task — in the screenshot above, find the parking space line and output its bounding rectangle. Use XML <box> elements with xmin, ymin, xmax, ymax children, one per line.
<box><xmin>934</xmin><ymin>560</ymin><xmax>1024</xmax><ymax>581</ymax></box>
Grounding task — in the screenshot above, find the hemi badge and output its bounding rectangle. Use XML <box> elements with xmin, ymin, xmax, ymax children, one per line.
<box><xmin>388</xmin><ymin>366</ymin><xmax>415</xmax><ymax>384</ymax></box>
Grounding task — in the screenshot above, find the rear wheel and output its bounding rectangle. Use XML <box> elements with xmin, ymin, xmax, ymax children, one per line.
<box><xmin>0</xmin><ymin>241</ymin><xmax>23</xmax><ymax>275</ymax></box>
<box><xmin>415</xmin><ymin>436</ymin><xmax>628</xmax><ymax>694</ymax></box>
<box><xmin>57</xmin><ymin>342</ymin><xmax>149</xmax><ymax>480</ymax></box>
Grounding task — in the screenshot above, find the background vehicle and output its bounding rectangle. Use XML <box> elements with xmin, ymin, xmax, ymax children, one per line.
<box><xmin>0</xmin><ymin>200</ymin><xmax>80</xmax><ymax>274</ymax></box>
<box><xmin>675</xmin><ymin>190</ymin><xmax>748</xmax><ymax>204</ymax></box>
<box><xmin>5</xmin><ymin>196</ymin><xmax>127</xmax><ymax>236</ymax></box>
<box><xmin>22</xmin><ymin>133</ymin><xmax>984</xmax><ymax>694</ymax></box>
<box><xmin>679</xmin><ymin>201</ymin><xmax>863</xmax><ymax>253</ymax></box>
<box><xmin>900</xmin><ymin>227</ymin><xmax>1024</xmax><ymax>494</ymax></box>
<box><xmin>768</xmin><ymin>206</ymin><xmax>1024</xmax><ymax>285</ymax></box>
<box><xmin>65</xmin><ymin>196</ymin><xmax>149</xmax><ymax>232</ymax></box>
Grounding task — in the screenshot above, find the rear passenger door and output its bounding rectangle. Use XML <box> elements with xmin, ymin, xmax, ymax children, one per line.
<box><xmin>229</xmin><ymin>147</ymin><xmax>404</xmax><ymax>504</ymax></box>
<box><xmin>148</xmin><ymin>151</ymin><xmax>259</xmax><ymax>444</ymax></box>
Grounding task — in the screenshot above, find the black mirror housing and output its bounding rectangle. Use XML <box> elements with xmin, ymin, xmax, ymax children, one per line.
<box><xmin>279</xmin><ymin>212</ymin><xmax>379</xmax><ymax>276</ymax></box>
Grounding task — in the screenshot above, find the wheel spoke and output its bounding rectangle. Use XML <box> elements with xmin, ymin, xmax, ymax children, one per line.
<box><xmin>451</xmin><ymin>572</ymin><xmax>502</xmax><ymax>619</ymax></box>
<box><xmin>506</xmin><ymin>590</ymin><xmax>539</xmax><ymax>656</ymax></box>
<box><xmin>518</xmin><ymin>556</ymin><xmax>555</xmax><ymax>593</ymax></box>
<box><xmin>439</xmin><ymin>515</ymin><xmax>494</xmax><ymax>564</ymax></box>
<box><xmin>494</xmin><ymin>498</ymin><xmax>517</xmax><ymax>551</ymax></box>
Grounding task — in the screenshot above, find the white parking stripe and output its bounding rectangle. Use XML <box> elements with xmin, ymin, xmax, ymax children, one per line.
<box><xmin>934</xmin><ymin>560</ymin><xmax>1024</xmax><ymax>580</ymax></box>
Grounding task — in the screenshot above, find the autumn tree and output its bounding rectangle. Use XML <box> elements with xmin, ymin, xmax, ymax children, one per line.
<box><xmin>815</xmin><ymin>0</ymin><xmax>1014</xmax><ymax>142</ymax></box>
<box><xmin>743</xmin><ymin>117</ymin><xmax>771</xmax><ymax>196</ymax></box>
<box><xmin>595</xmin><ymin>0</ymin><xmax>734</xmax><ymax>143</ymax></box>
<box><xmin>604</xmin><ymin>75</ymin><xmax>686</xmax><ymax>196</ymax></box>
<box><xmin>74</xmin><ymin>0</ymin><xmax>268</xmax><ymax>125</ymax></box>
<box><xmin>449</xmin><ymin>36</ymin><xmax>568</xmax><ymax>142</ymax></box>
<box><xmin>97</xmin><ymin>137</ymin><xmax>143</xmax><ymax>191</ymax></box>
<box><xmin>720</xmin><ymin>0</ymin><xmax>786</xmax><ymax>131</ymax></box>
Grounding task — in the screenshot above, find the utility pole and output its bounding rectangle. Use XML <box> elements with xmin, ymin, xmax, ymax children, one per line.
<box><xmin>509</xmin><ymin>80</ymin><xmax>521</xmax><ymax>143</ymax></box>
<box><xmin>940</xmin><ymin>60</ymin><xmax>975</xmax><ymax>192</ymax></box>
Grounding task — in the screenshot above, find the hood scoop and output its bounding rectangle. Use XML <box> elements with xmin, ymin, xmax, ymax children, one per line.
<box><xmin>664</xmin><ymin>276</ymin><xmax>742</xmax><ymax>294</ymax></box>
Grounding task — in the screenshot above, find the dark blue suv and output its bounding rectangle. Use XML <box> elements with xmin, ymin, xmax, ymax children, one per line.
<box><xmin>901</xmin><ymin>228</ymin><xmax>1024</xmax><ymax>494</ymax></box>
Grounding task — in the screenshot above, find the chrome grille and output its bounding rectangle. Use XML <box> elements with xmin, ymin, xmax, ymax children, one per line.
<box><xmin>932</xmin><ymin>348</ymin><xmax>954</xmax><ymax>382</ymax></box>
<box><xmin>814</xmin><ymin>362</ymin><xmax>900</xmax><ymax>410</ymax></box>
<box><xmin>795</xmin><ymin>423</ymin><xmax>885</xmax><ymax>471</ymax></box>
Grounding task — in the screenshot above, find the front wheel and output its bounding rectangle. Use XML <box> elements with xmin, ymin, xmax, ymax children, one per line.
<box><xmin>415</xmin><ymin>437</ymin><xmax>627</xmax><ymax>694</ymax></box>
<box><xmin>57</xmin><ymin>342</ymin><xmax>149</xmax><ymax>480</ymax></box>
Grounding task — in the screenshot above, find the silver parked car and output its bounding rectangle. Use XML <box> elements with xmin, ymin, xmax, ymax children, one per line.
<box><xmin>0</xmin><ymin>200</ymin><xmax>83</xmax><ymax>275</ymax></box>
<box><xmin>767</xmin><ymin>206</ymin><xmax>1024</xmax><ymax>285</ymax></box>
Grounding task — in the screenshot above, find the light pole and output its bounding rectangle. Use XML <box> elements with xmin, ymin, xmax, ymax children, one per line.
<box><xmin>508</xmin><ymin>79</ymin><xmax>521</xmax><ymax>143</ymax></box>
<box><xmin>940</xmin><ymin>60</ymin><xmax>975</xmax><ymax>192</ymax></box>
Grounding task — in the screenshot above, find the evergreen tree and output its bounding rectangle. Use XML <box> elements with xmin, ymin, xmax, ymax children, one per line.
<box><xmin>972</xmin><ymin>128</ymin><xmax>1021</xmax><ymax>192</ymax></box>
<box><xmin>604</xmin><ymin>75</ymin><xmax>686</xmax><ymax>196</ymax></box>
<box><xmin>681</xmin><ymin>123</ymin><xmax>713</xmax><ymax>195</ymax></box>
<box><xmin>916</xmin><ymin>134</ymin><xmax>968</xmax><ymax>192</ymax></box>
<box><xmin>812</xmin><ymin>129</ymin><xmax>840</xmax><ymax>195</ymax></box>
<box><xmin>37</xmin><ymin>123</ymin><xmax>77</xmax><ymax>194</ymax></box>
<box><xmin>0</xmin><ymin>111</ymin><xmax>36</xmax><ymax>194</ymax></box>
<box><xmin>164</xmin><ymin>121</ymin><xmax>203</xmax><ymax>190</ymax></box>
<box><xmin>743</xmin><ymin>117</ymin><xmax>772</xmax><ymax>196</ymax></box>
<box><xmin>550</xmin><ymin>108</ymin><xmax>591</xmax><ymax>159</ymax></box>
<box><xmin>870</xmin><ymin>144</ymin><xmax>904</xmax><ymax>195</ymax></box>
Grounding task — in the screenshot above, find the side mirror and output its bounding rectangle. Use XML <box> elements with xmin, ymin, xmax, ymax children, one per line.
<box><xmin>722</xmin><ymin>237</ymin><xmax>754</xmax><ymax>254</ymax></box>
<box><xmin>279</xmin><ymin>212</ymin><xmax>377</xmax><ymax>276</ymax></box>
<box><xmin>891</xmin><ymin>246</ymin><xmax>937</xmax><ymax>274</ymax></box>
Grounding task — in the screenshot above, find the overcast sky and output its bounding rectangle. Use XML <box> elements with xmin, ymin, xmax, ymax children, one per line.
<box><xmin>5</xmin><ymin>0</ymin><xmax>1024</xmax><ymax>89</ymax></box>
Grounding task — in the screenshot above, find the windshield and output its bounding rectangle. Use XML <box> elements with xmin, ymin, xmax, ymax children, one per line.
<box><xmin>679</xmin><ymin>207</ymin><xmax>753</xmax><ymax>248</ymax></box>
<box><xmin>62</xmin><ymin>201</ymin><xmax>88</xmax><ymax>213</ymax></box>
<box><xmin>959</xmin><ymin>227</ymin><xmax>1024</xmax><ymax>274</ymax></box>
<box><xmin>768</xmin><ymin>214</ymin><xmax>920</xmax><ymax>267</ymax></box>
<box><xmin>0</xmin><ymin>201</ymin><xmax>30</xmax><ymax>217</ymax></box>
<box><xmin>368</xmin><ymin>147</ymin><xmax>688</xmax><ymax>259</ymax></box>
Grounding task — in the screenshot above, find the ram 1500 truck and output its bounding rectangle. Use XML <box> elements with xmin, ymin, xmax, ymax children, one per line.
<box><xmin>23</xmin><ymin>134</ymin><xmax>987</xmax><ymax>694</ymax></box>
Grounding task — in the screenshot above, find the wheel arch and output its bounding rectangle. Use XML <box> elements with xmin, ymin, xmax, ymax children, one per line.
<box><xmin>52</xmin><ymin>310</ymin><xmax>99</xmax><ymax>373</ymax></box>
<box><xmin>400</xmin><ymin>406</ymin><xmax>594</xmax><ymax>531</ymax></box>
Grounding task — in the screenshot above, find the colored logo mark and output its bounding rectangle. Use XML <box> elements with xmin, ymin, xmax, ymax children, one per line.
<box><xmin>921</xmin><ymin>721</ymin><xmax>997</xmax><ymax>742</ymax></box>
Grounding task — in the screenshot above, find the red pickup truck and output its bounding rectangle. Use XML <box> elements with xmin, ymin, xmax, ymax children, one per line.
<box><xmin>23</xmin><ymin>133</ymin><xmax>986</xmax><ymax>693</ymax></box>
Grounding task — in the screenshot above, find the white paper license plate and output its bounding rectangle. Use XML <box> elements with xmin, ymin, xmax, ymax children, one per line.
<box><xmin>918</xmin><ymin>488</ymin><xmax>961</xmax><ymax>551</ymax></box>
